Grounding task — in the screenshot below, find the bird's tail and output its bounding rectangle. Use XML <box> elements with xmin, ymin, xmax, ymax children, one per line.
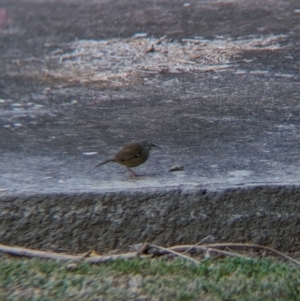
<box><xmin>88</xmin><ymin>159</ymin><xmax>114</xmax><ymax>173</ymax></box>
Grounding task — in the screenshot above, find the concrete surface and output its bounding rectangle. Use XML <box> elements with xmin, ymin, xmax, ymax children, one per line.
<box><xmin>0</xmin><ymin>0</ymin><xmax>300</xmax><ymax>252</ymax></box>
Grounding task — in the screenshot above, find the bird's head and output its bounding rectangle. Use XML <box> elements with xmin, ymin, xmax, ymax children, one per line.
<box><xmin>139</xmin><ymin>140</ymin><xmax>159</xmax><ymax>150</ymax></box>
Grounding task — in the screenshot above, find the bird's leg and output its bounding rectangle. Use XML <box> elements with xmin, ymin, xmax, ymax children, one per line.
<box><xmin>127</xmin><ymin>167</ymin><xmax>138</xmax><ymax>178</ymax></box>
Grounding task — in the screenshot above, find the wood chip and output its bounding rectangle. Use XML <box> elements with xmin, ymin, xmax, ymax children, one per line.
<box><xmin>169</xmin><ymin>165</ymin><xmax>184</xmax><ymax>172</ymax></box>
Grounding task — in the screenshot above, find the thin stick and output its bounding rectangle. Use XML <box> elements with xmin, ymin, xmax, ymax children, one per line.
<box><xmin>79</xmin><ymin>250</ymin><xmax>92</xmax><ymax>260</ymax></box>
<box><xmin>182</xmin><ymin>235</ymin><xmax>214</xmax><ymax>254</ymax></box>
<box><xmin>85</xmin><ymin>252</ymin><xmax>151</xmax><ymax>263</ymax></box>
<box><xmin>173</xmin><ymin>59</ymin><xmax>196</xmax><ymax>65</ymax></box>
<box><xmin>167</xmin><ymin>243</ymin><xmax>300</xmax><ymax>266</ymax></box>
<box><xmin>155</xmin><ymin>35</ymin><xmax>168</xmax><ymax>44</ymax></box>
<box><xmin>149</xmin><ymin>244</ymin><xmax>200</xmax><ymax>265</ymax></box>
<box><xmin>0</xmin><ymin>244</ymin><xmax>150</xmax><ymax>263</ymax></box>
<box><xmin>171</xmin><ymin>245</ymin><xmax>251</xmax><ymax>260</ymax></box>
<box><xmin>202</xmin><ymin>243</ymin><xmax>300</xmax><ymax>266</ymax></box>
<box><xmin>0</xmin><ymin>244</ymin><xmax>80</xmax><ymax>261</ymax></box>
<box><xmin>146</xmin><ymin>35</ymin><xmax>168</xmax><ymax>53</ymax></box>
<box><xmin>182</xmin><ymin>38</ymin><xmax>203</xmax><ymax>43</ymax></box>
<box><xmin>206</xmin><ymin>248</ymin><xmax>251</xmax><ymax>260</ymax></box>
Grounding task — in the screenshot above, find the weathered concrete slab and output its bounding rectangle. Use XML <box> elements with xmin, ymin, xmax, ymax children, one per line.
<box><xmin>0</xmin><ymin>0</ymin><xmax>300</xmax><ymax>252</ymax></box>
<box><xmin>1</xmin><ymin>186</ymin><xmax>300</xmax><ymax>253</ymax></box>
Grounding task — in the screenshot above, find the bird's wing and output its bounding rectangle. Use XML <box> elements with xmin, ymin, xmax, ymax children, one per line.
<box><xmin>114</xmin><ymin>142</ymin><xmax>143</xmax><ymax>162</ymax></box>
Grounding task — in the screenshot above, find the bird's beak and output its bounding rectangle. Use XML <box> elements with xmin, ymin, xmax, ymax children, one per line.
<box><xmin>150</xmin><ymin>143</ymin><xmax>160</xmax><ymax>149</ymax></box>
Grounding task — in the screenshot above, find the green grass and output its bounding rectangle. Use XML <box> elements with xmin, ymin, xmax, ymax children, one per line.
<box><xmin>0</xmin><ymin>256</ymin><xmax>300</xmax><ymax>301</ymax></box>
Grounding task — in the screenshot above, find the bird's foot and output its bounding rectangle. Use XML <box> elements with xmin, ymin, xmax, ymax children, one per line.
<box><xmin>128</xmin><ymin>168</ymin><xmax>138</xmax><ymax>178</ymax></box>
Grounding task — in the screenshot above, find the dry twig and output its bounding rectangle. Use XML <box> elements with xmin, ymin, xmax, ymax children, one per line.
<box><xmin>0</xmin><ymin>242</ymin><xmax>299</xmax><ymax>266</ymax></box>
<box><xmin>162</xmin><ymin>245</ymin><xmax>251</xmax><ymax>260</ymax></box>
<box><xmin>201</xmin><ymin>243</ymin><xmax>300</xmax><ymax>266</ymax></box>
<box><xmin>182</xmin><ymin>235</ymin><xmax>214</xmax><ymax>254</ymax></box>
<box><xmin>0</xmin><ymin>244</ymin><xmax>79</xmax><ymax>261</ymax></box>
<box><xmin>148</xmin><ymin>244</ymin><xmax>200</xmax><ymax>265</ymax></box>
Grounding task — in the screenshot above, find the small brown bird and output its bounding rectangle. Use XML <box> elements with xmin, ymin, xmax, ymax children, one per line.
<box><xmin>91</xmin><ymin>140</ymin><xmax>159</xmax><ymax>177</ymax></box>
